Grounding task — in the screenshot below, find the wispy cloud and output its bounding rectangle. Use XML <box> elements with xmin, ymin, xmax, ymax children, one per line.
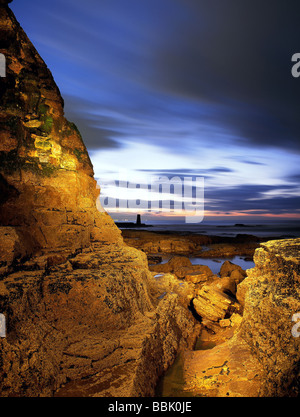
<box><xmin>11</xmin><ymin>0</ymin><xmax>300</xmax><ymax>220</ymax></box>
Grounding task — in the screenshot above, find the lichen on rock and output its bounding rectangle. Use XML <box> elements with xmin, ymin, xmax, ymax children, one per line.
<box><xmin>183</xmin><ymin>238</ymin><xmax>300</xmax><ymax>397</ymax></box>
<box><xmin>240</xmin><ymin>238</ymin><xmax>300</xmax><ymax>396</ymax></box>
<box><xmin>0</xmin><ymin>1</ymin><xmax>109</xmax><ymax>256</ymax></box>
<box><xmin>0</xmin><ymin>3</ymin><xmax>200</xmax><ymax>397</ymax></box>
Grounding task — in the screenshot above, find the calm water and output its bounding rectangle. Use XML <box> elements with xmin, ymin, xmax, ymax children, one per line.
<box><xmin>155</xmin><ymin>354</ymin><xmax>195</xmax><ymax>397</ymax></box>
<box><xmin>158</xmin><ymin>254</ymin><xmax>254</xmax><ymax>275</ymax></box>
<box><xmin>131</xmin><ymin>221</ymin><xmax>300</xmax><ymax>239</ymax></box>
<box><xmin>189</xmin><ymin>255</ymin><xmax>255</xmax><ymax>275</ymax></box>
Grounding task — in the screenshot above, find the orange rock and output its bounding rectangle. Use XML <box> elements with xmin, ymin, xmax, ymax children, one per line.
<box><xmin>193</xmin><ymin>285</ymin><xmax>237</xmax><ymax>322</ymax></box>
<box><xmin>0</xmin><ymin>3</ymin><xmax>113</xmax><ymax>256</ymax></box>
<box><xmin>220</xmin><ymin>260</ymin><xmax>246</xmax><ymax>278</ymax></box>
<box><xmin>183</xmin><ymin>334</ymin><xmax>263</xmax><ymax>397</ymax></box>
<box><xmin>0</xmin><ymin>3</ymin><xmax>201</xmax><ymax>398</ymax></box>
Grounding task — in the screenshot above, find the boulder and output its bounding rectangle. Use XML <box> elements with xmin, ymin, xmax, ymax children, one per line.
<box><xmin>151</xmin><ymin>259</ymin><xmax>214</xmax><ymax>284</ymax></box>
<box><xmin>149</xmin><ymin>256</ymin><xmax>192</xmax><ymax>274</ymax></box>
<box><xmin>220</xmin><ymin>261</ymin><xmax>246</xmax><ymax>277</ymax></box>
<box><xmin>230</xmin><ymin>313</ymin><xmax>243</xmax><ymax>328</ymax></box>
<box><xmin>185</xmin><ymin>271</ymin><xmax>211</xmax><ymax>284</ymax></box>
<box><xmin>230</xmin><ymin>268</ymin><xmax>246</xmax><ymax>284</ymax></box>
<box><xmin>192</xmin><ymin>285</ymin><xmax>240</xmax><ymax>322</ymax></box>
<box><xmin>178</xmin><ymin>265</ymin><xmax>214</xmax><ymax>282</ymax></box>
<box><xmin>150</xmin><ymin>273</ymin><xmax>195</xmax><ymax>307</ymax></box>
<box><xmin>167</xmin><ymin>256</ymin><xmax>193</xmax><ymax>270</ymax></box>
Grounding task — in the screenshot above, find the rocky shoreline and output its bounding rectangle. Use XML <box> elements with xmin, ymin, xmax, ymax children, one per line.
<box><xmin>0</xmin><ymin>0</ymin><xmax>300</xmax><ymax>398</ymax></box>
<box><xmin>121</xmin><ymin>229</ymin><xmax>300</xmax><ymax>397</ymax></box>
<box><xmin>0</xmin><ymin>2</ymin><xmax>199</xmax><ymax>396</ymax></box>
<box><xmin>121</xmin><ymin>228</ymin><xmax>272</xmax><ymax>258</ymax></box>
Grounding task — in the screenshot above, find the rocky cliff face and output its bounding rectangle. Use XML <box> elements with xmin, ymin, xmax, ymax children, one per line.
<box><xmin>183</xmin><ymin>238</ymin><xmax>300</xmax><ymax>397</ymax></box>
<box><xmin>239</xmin><ymin>238</ymin><xmax>300</xmax><ymax>396</ymax></box>
<box><xmin>0</xmin><ymin>0</ymin><xmax>122</xmax><ymax>264</ymax></box>
<box><xmin>1</xmin><ymin>0</ymin><xmax>299</xmax><ymax>398</ymax></box>
<box><xmin>0</xmin><ymin>1</ymin><xmax>200</xmax><ymax>397</ymax></box>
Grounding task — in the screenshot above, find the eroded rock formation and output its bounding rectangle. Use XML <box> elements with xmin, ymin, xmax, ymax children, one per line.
<box><xmin>240</xmin><ymin>238</ymin><xmax>300</xmax><ymax>396</ymax></box>
<box><xmin>0</xmin><ymin>0</ymin><xmax>124</xmax><ymax>264</ymax></box>
<box><xmin>183</xmin><ymin>238</ymin><xmax>300</xmax><ymax>397</ymax></box>
<box><xmin>0</xmin><ymin>2</ymin><xmax>200</xmax><ymax>396</ymax></box>
<box><xmin>1</xmin><ymin>1</ymin><xmax>299</xmax><ymax>398</ymax></box>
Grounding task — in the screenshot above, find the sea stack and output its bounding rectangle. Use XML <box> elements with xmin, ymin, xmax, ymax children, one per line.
<box><xmin>0</xmin><ymin>0</ymin><xmax>123</xmax><ymax>258</ymax></box>
<box><xmin>0</xmin><ymin>1</ymin><xmax>199</xmax><ymax>397</ymax></box>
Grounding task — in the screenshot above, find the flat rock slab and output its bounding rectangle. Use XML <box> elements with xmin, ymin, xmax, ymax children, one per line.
<box><xmin>183</xmin><ymin>334</ymin><xmax>263</xmax><ymax>397</ymax></box>
<box><xmin>193</xmin><ymin>285</ymin><xmax>240</xmax><ymax>322</ymax></box>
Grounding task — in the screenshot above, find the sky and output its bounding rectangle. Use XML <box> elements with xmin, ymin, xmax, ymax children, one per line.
<box><xmin>11</xmin><ymin>0</ymin><xmax>300</xmax><ymax>224</ymax></box>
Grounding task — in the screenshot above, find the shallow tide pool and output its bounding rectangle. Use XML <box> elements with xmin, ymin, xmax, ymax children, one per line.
<box><xmin>189</xmin><ymin>255</ymin><xmax>255</xmax><ymax>275</ymax></box>
<box><xmin>156</xmin><ymin>255</ymin><xmax>255</xmax><ymax>275</ymax></box>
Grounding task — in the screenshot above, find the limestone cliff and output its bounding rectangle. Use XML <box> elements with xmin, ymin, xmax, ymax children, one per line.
<box><xmin>0</xmin><ymin>1</ymin><xmax>199</xmax><ymax>397</ymax></box>
<box><xmin>0</xmin><ymin>0</ymin><xmax>121</xmax><ymax>264</ymax></box>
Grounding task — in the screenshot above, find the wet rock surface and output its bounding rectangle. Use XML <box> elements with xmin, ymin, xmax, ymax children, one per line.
<box><xmin>183</xmin><ymin>333</ymin><xmax>263</xmax><ymax>397</ymax></box>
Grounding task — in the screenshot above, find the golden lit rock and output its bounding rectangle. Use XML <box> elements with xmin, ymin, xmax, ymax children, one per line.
<box><xmin>0</xmin><ymin>3</ymin><xmax>200</xmax><ymax>398</ymax></box>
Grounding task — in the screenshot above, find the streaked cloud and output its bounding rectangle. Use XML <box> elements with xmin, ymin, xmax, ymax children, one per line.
<box><xmin>11</xmin><ymin>0</ymin><xmax>300</xmax><ymax>221</ymax></box>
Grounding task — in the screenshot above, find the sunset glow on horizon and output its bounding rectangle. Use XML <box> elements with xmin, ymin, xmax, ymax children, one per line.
<box><xmin>11</xmin><ymin>0</ymin><xmax>300</xmax><ymax>223</ymax></box>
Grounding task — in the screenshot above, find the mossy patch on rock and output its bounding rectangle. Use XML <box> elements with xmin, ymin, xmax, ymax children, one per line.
<box><xmin>0</xmin><ymin>150</ymin><xmax>58</xmax><ymax>177</ymax></box>
<box><xmin>73</xmin><ymin>148</ymin><xmax>84</xmax><ymax>162</ymax></box>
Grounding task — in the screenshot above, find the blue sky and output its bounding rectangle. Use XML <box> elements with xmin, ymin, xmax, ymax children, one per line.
<box><xmin>11</xmin><ymin>0</ymin><xmax>300</xmax><ymax>223</ymax></box>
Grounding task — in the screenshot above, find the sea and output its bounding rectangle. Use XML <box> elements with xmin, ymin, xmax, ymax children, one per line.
<box><xmin>132</xmin><ymin>220</ymin><xmax>300</xmax><ymax>239</ymax></box>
